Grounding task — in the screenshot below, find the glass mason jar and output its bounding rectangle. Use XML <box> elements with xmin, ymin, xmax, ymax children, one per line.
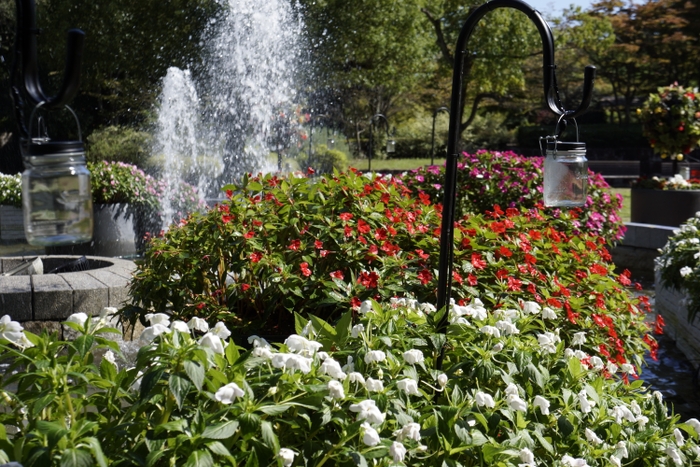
<box><xmin>22</xmin><ymin>139</ymin><xmax>93</xmax><ymax>246</ymax></box>
<box><xmin>543</xmin><ymin>140</ymin><xmax>588</xmax><ymax>207</ymax></box>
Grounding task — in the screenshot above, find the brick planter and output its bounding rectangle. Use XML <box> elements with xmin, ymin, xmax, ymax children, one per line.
<box><xmin>0</xmin><ymin>255</ymin><xmax>139</xmax><ymax>339</ymax></box>
<box><xmin>631</xmin><ymin>188</ymin><xmax>700</xmax><ymax>227</ymax></box>
<box><xmin>655</xmin><ymin>270</ymin><xmax>700</xmax><ymax>369</ymax></box>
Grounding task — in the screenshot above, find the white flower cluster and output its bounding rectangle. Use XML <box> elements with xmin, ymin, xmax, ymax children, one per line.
<box><xmin>139</xmin><ymin>312</ymin><xmax>232</xmax><ymax>355</ymax></box>
<box><xmin>0</xmin><ymin>315</ymin><xmax>33</xmax><ymax>349</ymax></box>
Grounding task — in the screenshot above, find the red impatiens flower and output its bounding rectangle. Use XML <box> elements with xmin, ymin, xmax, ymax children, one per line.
<box><xmin>289</xmin><ymin>239</ymin><xmax>301</xmax><ymax>251</ymax></box>
<box><xmin>244</xmin><ymin>231</ymin><xmax>255</xmax><ymax>239</ymax></box>
<box><xmin>225</xmin><ymin>189</ymin><xmax>234</xmax><ymax>199</ymax></box>
<box><xmin>357</xmin><ymin>219</ymin><xmax>371</xmax><ymax>234</ymax></box>
<box><xmin>415</xmin><ymin>249</ymin><xmax>430</xmax><ymax>260</ymax></box>
<box><xmin>471</xmin><ymin>253</ymin><xmax>487</xmax><ymax>270</ymax></box>
<box><xmin>498</xmin><ymin>246</ymin><xmax>512</xmax><ymax>258</ymax></box>
<box><xmin>351</xmin><ymin>297</ymin><xmax>362</xmax><ymax>309</ymax></box>
<box><xmin>300</xmin><ymin>262</ymin><xmax>312</xmax><ymax>277</ymax></box>
<box><xmin>506</xmin><ymin>276</ymin><xmax>522</xmax><ymax>292</ymax></box>
<box><xmin>221</xmin><ymin>215</ymin><xmax>233</xmax><ymax>224</ymax></box>
<box><xmin>330</xmin><ymin>270</ymin><xmax>344</xmax><ymax>280</ymax></box>
<box><xmin>654</xmin><ymin>314</ymin><xmax>665</xmax><ymax>334</ymax></box>
<box><xmin>417</xmin><ymin>269</ymin><xmax>433</xmax><ymax>285</ymax></box>
<box><xmin>618</xmin><ymin>269</ymin><xmax>632</xmax><ymax>286</ymax></box>
<box><xmin>250</xmin><ymin>252</ymin><xmax>263</xmax><ymax>263</ymax></box>
<box><xmin>339</xmin><ymin>212</ymin><xmax>353</xmax><ymax>222</ymax></box>
<box><xmin>590</xmin><ymin>263</ymin><xmax>608</xmax><ymax>275</ymax></box>
<box><xmin>452</xmin><ymin>271</ymin><xmax>463</xmax><ymax>285</ymax></box>
<box><xmin>314</xmin><ymin>240</ymin><xmax>323</xmax><ymax>249</ymax></box>
<box><xmin>467</xmin><ymin>274</ymin><xmax>478</xmax><ymax>286</ymax></box>
<box><xmin>358</xmin><ymin>271</ymin><xmax>379</xmax><ymax>288</ymax></box>
<box><xmin>241</xmin><ymin>284</ymin><xmax>250</xmax><ymax>292</ymax></box>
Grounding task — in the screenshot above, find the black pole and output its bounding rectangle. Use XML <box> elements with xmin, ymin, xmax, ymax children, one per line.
<box><xmin>435</xmin><ymin>0</ymin><xmax>596</xmax><ymax>336</ymax></box>
<box><xmin>368</xmin><ymin>114</ymin><xmax>390</xmax><ymax>172</ymax></box>
<box><xmin>430</xmin><ymin>107</ymin><xmax>450</xmax><ymax>166</ymax></box>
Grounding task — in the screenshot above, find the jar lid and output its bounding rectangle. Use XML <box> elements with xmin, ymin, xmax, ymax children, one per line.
<box><xmin>545</xmin><ymin>140</ymin><xmax>586</xmax><ymax>152</ymax></box>
<box><xmin>25</xmin><ymin>139</ymin><xmax>85</xmax><ymax>156</ymax></box>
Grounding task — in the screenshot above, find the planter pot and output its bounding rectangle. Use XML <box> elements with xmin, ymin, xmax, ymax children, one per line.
<box><xmin>47</xmin><ymin>204</ymin><xmax>158</xmax><ymax>257</ymax></box>
<box><xmin>0</xmin><ymin>205</ymin><xmax>25</xmax><ymax>242</ymax></box>
<box><xmin>630</xmin><ymin>188</ymin><xmax>700</xmax><ymax>227</ymax></box>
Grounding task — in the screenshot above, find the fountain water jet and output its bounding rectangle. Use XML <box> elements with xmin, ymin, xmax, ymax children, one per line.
<box><xmin>152</xmin><ymin>0</ymin><xmax>305</xmax><ymax>223</ymax></box>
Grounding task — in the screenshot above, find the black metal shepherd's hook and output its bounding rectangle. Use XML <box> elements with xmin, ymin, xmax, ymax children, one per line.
<box><xmin>11</xmin><ymin>0</ymin><xmax>85</xmax><ymax>138</ymax></box>
<box><xmin>435</xmin><ymin>0</ymin><xmax>596</xmax><ymax>336</ymax></box>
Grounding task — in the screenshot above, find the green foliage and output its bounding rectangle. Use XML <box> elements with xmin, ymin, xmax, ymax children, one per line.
<box><xmin>638</xmin><ymin>83</ymin><xmax>700</xmax><ymax>159</ymax></box>
<box><xmin>400</xmin><ymin>150</ymin><xmax>626</xmax><ymax>243</ymax></box>
<box><xmin>656</xmin><ymin>213</ymin><xmax>700</xmax><ymax>322</ymax></box>
<box><xmin>297</xmin><ymin>144</ymin><xmax>348</xmax><ymax>174</ymax></box>
<box><xmin>0</xmin><ymin>289</ymin><xmax>693</xmax><ymax>466</ymax></box>
<box><xmin>0</xmin><ymin>172</ymin><xmax>21</xmax><ymax>207</ymax></box>
<box><xmin>86</xmin><ymin>126</ymin><xmax>152</xmax><ymax>166</ymax></box>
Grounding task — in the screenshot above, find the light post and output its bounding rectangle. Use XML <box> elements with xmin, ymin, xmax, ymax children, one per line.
<box><xmin>430</xmin><ymin>106</ymin><xmax>450</xmax><ymax>166</ymax></box>
<box><xmin>368</xmin><ymin>113</ymin><xmax>395</xmax><ymax>172</ymax></box>
<box><xmin>435</xmin><ymin>0</ymin><xmax>596</xmax><ymax>337</ymax></box>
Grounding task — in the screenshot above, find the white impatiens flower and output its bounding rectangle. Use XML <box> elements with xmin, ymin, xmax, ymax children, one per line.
<box><xmin>680</xmin><ymin>266</ymin><xmax>693</xmax><ymax>277</ymax></box>
<box><xmin>320</xmin><ymin>358</ymin><xmax>347</xmax><ymax>380</ymax></box>
<box><xmin>349</xmin><ymin>400</ymin><xmax>386</xmax><ymax>425</ymax></box>
<box><xmin>145</xmin><ymin>313</ymin><xmax>170</xmax><ymax>327</ymax></box>
<box><xmin>479</xmin><ymin>325</ymin><xmax>501</xmax><ymax>338</ymax></box>
<box><xmin>507</xmin><ymin>394</ymin><xmax>527</xmax><ymax>412</ymax></box>
<box><xmin>686</xmin><ymin>418</ymin><xmax>700</xmax><ymax>434</ymax></box>
<box><xmin>636</xmin><ymin>415</ymin><xmax>649</xmax><ymax>429</ymax></box>
<box><xmin>585</xmin><ymin>428</ymin><xmax>602</xmax><ymax>445</ymax></box>
<box><xmin>66</xmin><ymin>312</ymin><xmax>89</xmax><ymax>327</ymax></box>
<box><xmin>278</xmin><ymin>448</ymin><xmax>295</xmax><ymax>467</ymax></box>
<box><xmin>538</xmin><ymin>332</ymin><xmax>560</xmax><ymax>354</ymax></box>
<box><xmin>170</xmin><ymin>320</ymin><xmax>190</xmax><ymax>334</ymax></box>
<box><xmin>561</xmin><ymin>455</ymin><xmax>590</xmax><ymax>467</ymax></box>
<box><xmin>140</xmin><ymin>324</ymin><xmax>169</xmax><ymax>344</ymax></box>
<box><xmin>351</xmin><ymin>323</ymin><xmax>365</xmax><ymax>338</ymax></box>
<box><xmin>674</xmin><ymin>428</ymin><xmax>685</xmax><ymax>446</ymax></box>
<box><xmin>366</xmin><ymin>378</ymin><xmax>384</xmax><ymax>392</ymax></box>
<box><xmin>610</xmin><ymin>405</ymin><xmax>636</xmax><ymax>424</ymax></box>
<box><xmin>248</xmin><ymin>335</ymin><xmax>270</xmax><ymax>348</ymax></box>
<box><xmin>211</xmin><ymin>322</ymin><xmax>231</xmax><ymax>340</ymax></box>
<box><xmin>361</xmin><ymin>422</ymin><xmax>381</xmax><ymax>446</ymax></box>
<box><xmin>214</xmin><ymin>382</ymin><xmax>244</xmax><ymax>404</ymax></box>
<box><xmin>497</xmin><ymin>308</ymin><xmax>520</xmax><ymax>322</ymax></box>
<box><xmin>187</xmin><ymin>317</ymin><xmax>209</xmax><ymax>333</ymax></box>
<box><xmin>464</xmin><ymin>298</ymin><xmax>488</xmax><ymax>320</ymax></box>
<box><xmin>519</xmin><ymin>447</ymin><xmax>536</xmax><ymax>467</ymax></box>
<box><xmin>505</xmin><ymin>383</ymin><xmax>519</xmax><ymax>396</ymax></box>
<box><xmin>577</xmin><ymin>390</ymin><xmax>595</xmax><ymax>414</ymax></box>
<box><xmin>475</xmin><ymin>391</ymin><xmax>496</xmax><ymax>408</ymax></box>
<box><xmin>609</xmin><ymin>456</ymin><xmax>621</xmax><ymax>467</ymax></box>
<box><xmin>348</xmin><ymin>372</ymin><xmax>366</xmax><ymax>385</ymax></box>
<box><xmin>342</xmin><ymin>356</ymin><xmax>355</xmax><ymax>373</ymax></box>
<box><xmin>0</xmin><ymin>315</ymin><xmax>32</xmax><ymax>349</ymax></box>
<box><xmin>360</xmin><ymin>300</ymin><xmax>374</xmax><ymax>315</ymax></box>
<box><xmin>397</xmin><ymin>378</ymin><xmax>420</xmax><ymax>396</ymax></box>
<box><xmin>492</xmin><ymin>343</ymin><xmax>504</xmax><ymax>352</ymax></box>
<box><xmin>390</xmin><ymin>441</ymin><xmax>407</xmax><ymax>463</ymax></box>
<box><xmin>103</xmin><ymin>350</ymin><xmax>117</xmax><ymax>369</ymax></box>
<box><xmin>199</xmin><ymin>333</ymin><xmax>225</xmax><ymax>354</ymax></box>
<box><xmin>533</xmin><ymin>395</ymin><xmax>550</xmax><ymax>415</ymax></box>
<box><xmin>522</xmin><ymin>301</ymin><xmax>541</xmax><ymax>315</ymax></box>
<box><xmin>495</xmin><ymin>320</ymin><xmax>519</xmax><ymax>335</ymax></box>
<box><xmin>284</xmin><ymin>334</ymin><xmax>323</xmax><ymax>357</ymax></box>
<box><xmin>541</xmin><ymin>307</ymin><xmax>557</xmax><ymax>319</ymax></box>
<box><xmin>271</xmin><ymin>353</ymin><xmax>313</xmax><ymax>374</ymax></box>
<box><xmin>572</xmin><ymin>332</ymin><xmax>586</xmax><ymax>346</ymax></box>
<box><xmin>328</xmin><ymin>380</ymin><xmax>345</xmax><ymax>400</ymax></box>
<box><xmin>364</xmin><ymin>350</ymin><xmax>387</xmax><ymax>364</ymax></box>
<box><xmin>665</xmin><ymin>446</ymin><xmax>683</xmax><ymax>466</ymax></box>
<box><xmin>437</xmin><ymin>373</ymin><xmax>448</xmax><ymax>388</ymax></box>
<box><xmin>394</xmin><ymin>422</ymin><xmax>422</xmax><ymax>442</ymax></box>
<box><xmin>403</xmin><ymin>349</ymin><xmax>424</xmax><ymax>365</ymax></box>
<box><xmin>590</xmin><ymin>356</ymin><xmax>605</xmax><ymax>371</ymax></box>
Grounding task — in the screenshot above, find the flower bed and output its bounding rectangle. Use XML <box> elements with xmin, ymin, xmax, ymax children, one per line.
<box><xmin>399</xmin><ymin>150</ymin><xmax>626</xmax><ymax>243</ymax></box>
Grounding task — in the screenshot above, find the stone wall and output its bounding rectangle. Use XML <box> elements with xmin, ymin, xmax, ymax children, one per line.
<box><xmin>655</xmin><ymin>270</ymin><xmax>700</xmax><ymax>369</ymax></box>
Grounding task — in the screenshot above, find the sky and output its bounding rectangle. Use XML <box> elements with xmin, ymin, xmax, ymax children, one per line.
<box><xmin>522</xmin><ymin>0</ymin><xmax>597</xmax><ymax>18</ymax></box>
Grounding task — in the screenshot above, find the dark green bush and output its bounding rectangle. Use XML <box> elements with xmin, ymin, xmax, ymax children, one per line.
<box><xmin>87</xmin><ymin>125</ymin><xmax>152</xmax><ymax>166</ymax></box>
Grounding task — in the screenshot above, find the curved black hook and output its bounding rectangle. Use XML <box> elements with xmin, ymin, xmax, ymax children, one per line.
<box><xmin>16</xmin><ymin>0</ymin><xmax>85</xmax><ymax>109</ymax></box>
<box><xmin>435</xmin><ymin>0</ymin><xmax>596</xmax><ymax>334</ymax></box>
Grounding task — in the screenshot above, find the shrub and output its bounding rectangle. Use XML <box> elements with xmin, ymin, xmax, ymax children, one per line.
<box><xmin>399</xmin><ymin>150</ymin><xmax>626</xmax><ymax>243</ymax></box>
<box><xmin>656</xmin><ymin>213</ymin><xmax>700</xmax><ymax>322</ymax></box>
<box><xmin>86</xmin><ymin>125</ymin><xmax>152</xmax><ymax>166</ymax></box>
<box><xmin>0</xmin><ymin>298</ymin><xmax>696</xmax><ymax>466</ymax></box>
<box><xmin>297</xmin><ymin>144</ymin><xmax>348</xmax><ymax>174</ymax></box>
<box><xmin>632</xmin><ymin>174</ymin><xmax>700</xmax><ymax>190</ymax></box>
<box><xmin>638</xmin><ymin>83</ymin><xmax>700</xmax><ymax>161</ymax></box>
<box><xmin>126</xmin><ymin>169</ymin><xmax>649</xmax><ymax>371</ymax></box>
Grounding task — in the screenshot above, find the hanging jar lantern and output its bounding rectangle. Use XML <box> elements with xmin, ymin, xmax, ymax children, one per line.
<box><xmin>21</xmin><ymin>105</ymin><xmax>92</xmax><ymax>246</ymax></box>
<box><xmin>541</xmin><ymin>117</ymin><xmax>588</xmax><ymax>207</ymax></box>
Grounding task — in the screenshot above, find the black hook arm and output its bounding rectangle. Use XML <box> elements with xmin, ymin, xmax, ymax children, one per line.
<box><xmin>435</xmin><ymin>0</ymin><xmax>595</xmax><ymax>333</ymax></box>
<box><xmin>16</xmin><ymin>0</ymin><xmax>85</xmax><ymax>109</ymax></box>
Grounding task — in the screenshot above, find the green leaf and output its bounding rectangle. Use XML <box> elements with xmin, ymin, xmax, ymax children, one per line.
<box><xmin>225</xmin><ymin>341</ymin><xmax>240</xmax><ymax>366</ymax></box>
<box><xmin>202</xmin><ymin>421</ymin><xmax>239</xmax><ymax>440</ymax></box>
<box><xmin>73</xmin><ymin>335</ymin><xmax>95</xmax><ymax>359</ymax></box>
<box><xmin>258</xmin><ymin>404</ymin><xmax>293</xmax><ymax>416</ymax></box>
<box><xmin>294</xmin><ymin>312</ymin><xmax>310</xmax><ymax>335</ymax></box>
<box><xmin>184</xmin><ymin>360</ymin><xmax>205</xmax><ymax>391</ymax></box>
<box><xmin>308</xmin><ymin>314</ymin><xmax>337</xmax><ymax>338</ymax></box>
<box><xmin>139</xmin><ymin>369</ymin><xmax>164</xmax><ymax>401</ymax></box>
<box><xmin>60</xmin><ymin>448</ymin><xmax>93</xmax><ymax>467</ymax></box>
<box><xmin>244</xmin><ymin>449</ymin><xmax>259</xmax><ymax>467</ymax></box>
<box><xmin>81</xmin><ymin>437</ymin><xmax>108</xmax><ymax>467</ymax></box>
<box><xmin>350</xmin><ymin>452</ymin><xmax>368</xmax><ymax>467</ymax></box>
<box><xmin>183</xmin><ymin>449</ymin><xmax>214</xmax><ymax>467</ymax></box>
<box><xmin>36</xmin><ymin>420</ymin><xmax>69</xmax><ymax>448</ymax></box>
<box><xmin>334</xmin><ymin>311</ymin><xmax>353</xmax><ymax>344</ymax></box>
<box><xmin>99</xmin><ymin>358</ymin><xmax>117</xmax><ymax>382</ymax></box>
<box><xmin>557</xmin><ymin>416</ymin><xmax>575</xmax><ymax>438</ymax></box>
<box><xmin>32</xmin><ymin>393</ymin><xmax>56</xmax><ymax>417</ymax></box>
<box><xmin>169</xmin><ymin>374</ymin><xmax>192</xmax><ymax>409</ymax></box>
<box><xmin>261</xmin><ymin>421</ymin><xmax>280</xmax><ymax>453</ymax></box>
<box><xmin>532</xmin><ymin>429</ymin><xmax>554</xmax><ymax>454</ymax></box>
<box><xmin>206</xmin><ymin>441</ymin><xmax>232</xmax><ymax>458</ymax></box>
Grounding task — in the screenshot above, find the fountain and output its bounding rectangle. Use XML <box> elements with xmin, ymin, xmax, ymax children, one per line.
<box><xmin>152</xmin><ymin>0</ymin><xmax>306</xmax><ymax>213</ymax></box>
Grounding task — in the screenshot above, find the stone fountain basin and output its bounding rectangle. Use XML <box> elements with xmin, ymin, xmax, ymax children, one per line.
<box><xmin>0</xmin><ymin>255</ymin><xmax>135</xmax><ymax>337</ymax></box>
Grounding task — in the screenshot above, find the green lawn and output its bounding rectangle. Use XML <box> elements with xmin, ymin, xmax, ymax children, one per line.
<box><xmin>348</xmin><ymin>158</ymin><xmax>446</xmax><ymax>172</ymax></box>
<box><xmin>611</xmin><ymin>187</ymin><xmax>631</xmax><ymax>223</ymax></box>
